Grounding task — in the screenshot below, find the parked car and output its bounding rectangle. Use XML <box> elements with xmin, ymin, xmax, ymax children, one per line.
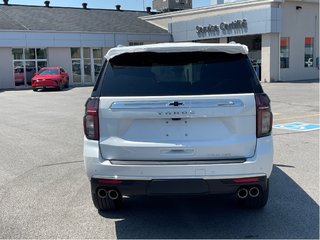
<box><xmin>83</xmin><ymin>42</ymin><xmax>274</xmax><ymax>211</ymax></box>
<box><xmin>14</xmin><ymin>67</ymin><xmax>24</xmax><ymax>85</ymax></box>
<box><xmin>14</xmin><ymin>66</ymin><xmax>38</xmax><ymax>85</ymax></box>
<box><xmin>32</xmin><ymin>67</ymin><xmax>69</xmax><ymax>91</ymax></box>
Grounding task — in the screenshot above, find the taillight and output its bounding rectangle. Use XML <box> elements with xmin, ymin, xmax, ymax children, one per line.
<box><xmin>83</xmin><ymin>97</ymin><xmax>99</xmax><ymax>140</ymax></box>
<box><xmin>232</xmin><ymin>177</ymin><xmax>259</xmax><ymax>183</ymax></box>
<box><xmin>255</xmin><ymin>93</ymin><xmax>273</xmax><ymax>138</ymax></box>
<box><xmin>97</xmin><ymin>179</ymin><xmax>123</xmax><ymax>185</ymax></box>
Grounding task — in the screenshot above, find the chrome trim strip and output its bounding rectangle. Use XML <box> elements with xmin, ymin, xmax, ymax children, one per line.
<box><xmin>92</xmin><ymin>174</ymin><xmax>266</xmax><ymax>181</ymax></box>
<box><xmin>110</xmin><ymin>159</ymin><xmax>246</xmax><ymax>165</ymax></box>
<box><xmin>110</xmin><ymin>99</ymin><xmax>243</xmax><ymax>110</ymax></box>
<box><xmin>111</xmin><ymin>101</ymin><xmax>170</xmax><ymax>109</ymax></box>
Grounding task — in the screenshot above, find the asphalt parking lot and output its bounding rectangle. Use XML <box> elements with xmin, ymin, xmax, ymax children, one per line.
<box><xmin>0</xmin><ymin>82</ymin><xmax>319</xmax><ymax>239</ymax></box>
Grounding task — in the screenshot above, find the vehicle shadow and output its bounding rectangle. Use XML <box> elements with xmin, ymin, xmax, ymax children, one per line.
<box><xmin>99</xmin><ymin>166</ymin><xmax>319</xmax><ymax>239</ymax></box>
<box><xmin>36</xmin><ymin>87</ymin><xmax>73</xmax><ymax>92</ymax></box>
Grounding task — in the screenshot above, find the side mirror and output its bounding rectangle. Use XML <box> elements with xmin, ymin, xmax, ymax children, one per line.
<box><xmin>34</xmin><ymin>72</ymin><xmax>38</xmax><ymax>76</ymax></box>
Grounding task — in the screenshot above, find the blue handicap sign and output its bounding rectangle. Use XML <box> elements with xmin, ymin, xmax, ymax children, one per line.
<box><xmin>273</xmin><ymin>122</ymin><xmax>320</xmax><ymax>132</ymax></box>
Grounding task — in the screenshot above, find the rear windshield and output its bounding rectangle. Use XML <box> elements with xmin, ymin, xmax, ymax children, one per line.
<box><xmin>99</xmin><ymin>52</ymin><xmax>262</xmax><ymax>96</ymax></box>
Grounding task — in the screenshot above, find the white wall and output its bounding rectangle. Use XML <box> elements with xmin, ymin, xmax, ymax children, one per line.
<box><xmin>170</xmin><ymin>6</ymin><xmax>281</xmax><ymax>42</ymax></box>
<box><xmin>262</xmin><ymin>33</ymin><xmax>280</xmax><ymax>82</ymax></box>
<box><xmin>0</xmin><ymin>31</ymin><xmax>171</xmax><ymax>48</ymax></box>
<box><xmin>0</xmin><ymin>48</ymin><xmax>14</xmax><ymax>89</ymax></box>
<box><xmin>280</xmin><ymin>1</ymin><xmax>319</xmax><ymax>81</ymax></box>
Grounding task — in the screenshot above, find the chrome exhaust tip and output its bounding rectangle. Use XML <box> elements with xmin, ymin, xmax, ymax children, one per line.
<box><xmin>97</xmin><ymin>188</ymin><xmax>108</xmax><ymax>199</ymax></box>
<box><xmin>249</xmin><ymin>187</ymin><xmax>260</xmax><ymax>198</ymax></box>
<box><xmin>108</xmin><ymin>189</ymin><xmax>119</xmax><ymax>200</ymax></box>
<box><xmin>237</xmin><ymin>188</ymin><xmax>249</xmax><ymax>199</ymax></box>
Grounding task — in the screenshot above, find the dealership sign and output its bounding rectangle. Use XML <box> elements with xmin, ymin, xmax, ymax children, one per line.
<box><xmin>196</xmin><ymin>19</ymin><xmax>248</xmax><ymax>35</ymax></box>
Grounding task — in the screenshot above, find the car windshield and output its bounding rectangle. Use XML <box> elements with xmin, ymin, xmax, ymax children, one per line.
<box><xmin>100</xmin><ymin>52</ymin><xmax>262</xmax><ymax>96</ymax></box>
<box><xmin>38</xmin><ymin>69</ymin><xmax>59</xmax><ymax>75</ymax></box>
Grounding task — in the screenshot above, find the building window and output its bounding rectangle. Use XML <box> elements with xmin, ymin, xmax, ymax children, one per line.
<box><xmin>12</xmin><ymin>48</ymin><xmax>23</xmax><ymax>59</ymax></box>
<box><xmin>280</xmin><ymin>37</ymin><xmax>290</xmax><ymax>68</ymax></box>
<box><xmin>71</xmin><ymin>48</ymin><xmax>81</xmax><ymax>84</ymax></box>
<box><xmin>12</xmin><ymin>48</ymin><xmax>47</xmax><ymax>86</ymax></box>
<box><xmin>25</xmin><ymin>48</ymin><xmax>36</xmax><ymax>59</ymax></box>
<box><xmin>304</xmin><ymin>37</ymin><xmax>314</xmax><ymax>67</ymax></box>
<box><xmin>129</xmin><ymin>42</ymin><xmax>144</xmax><ymax>46</ymax></box>
<box><xmin>37</xmin><ymin>48</ymin><xmax>47</xmax><ymax>59</ymax></box>
<box><xmin>93</xmin><ymin>48</ymin><xmax>103</xmax><ymax>81</ymax></box>
<box><xmin>71</xmin><ymin>47</ymin><xmax>103</xmax><ymax>85</ymax></box>
<box><xmin>83</xmin><ymin>48</ymin><xmax>92</xmax><ymax>84</ymax></box>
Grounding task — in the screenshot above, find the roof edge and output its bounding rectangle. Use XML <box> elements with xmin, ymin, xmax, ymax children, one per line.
<box><xmin>0</xmin><ymin>3</ymin><xmax>151</xmax><ymax>13</ymax></box>
<box><xmin>0</xmin><ymin>29</ymin><xmax>171</xmax><ymax>35</ymax></box>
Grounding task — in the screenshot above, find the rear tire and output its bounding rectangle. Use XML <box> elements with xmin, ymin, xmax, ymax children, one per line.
<box><xmin>91</xmin><ymin>189</ymin><xmax>123</xmax><ymax>211</ymax></box>
<box><xmin>238</xmin><ymin>180</ymin><xmax>269</xmax><ymax>209</ymax></box>
<box><xmin>32</xmin><ymin>88</ymin><xmax>37</xmax><ymax>92</ymax></box>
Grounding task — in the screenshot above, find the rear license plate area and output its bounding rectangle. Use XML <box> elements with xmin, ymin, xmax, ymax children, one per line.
<box><xmin>147</xmin><ymin>179</ymin><xmax>208</xmax><ymax>195</ymax></box>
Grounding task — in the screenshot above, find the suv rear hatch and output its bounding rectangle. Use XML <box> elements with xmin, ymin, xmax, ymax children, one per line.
<box><xmin>96</xmin><ymin>50</ymin><xmax>264</xmax><ymax>163</ymax></box>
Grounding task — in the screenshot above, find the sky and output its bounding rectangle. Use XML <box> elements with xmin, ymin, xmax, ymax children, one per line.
<box><xmin>9</xmin><ymin>0</ymin><xmax>211</xmax><ymax>11</ymax></box>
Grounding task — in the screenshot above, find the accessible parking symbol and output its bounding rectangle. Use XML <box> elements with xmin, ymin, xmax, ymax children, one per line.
<box><xmin>273</xmin><ymin>122</ymin><xmax>320</xmax><ymax>132</ymax></box>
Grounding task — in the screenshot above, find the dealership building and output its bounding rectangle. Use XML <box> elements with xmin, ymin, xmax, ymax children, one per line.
<box><xmin>0</xmin><ymin>0</ymin><xmax>319</xmax><ymax>90</ymax></box>
<box><xmin>0</xmin><ymin>1</ymin><xmax>171</xmax><ymax>89</ymax></box>
<box><xmin>143</xmin><ymin>0</ymin><xmax>319</xmax><ymax>82</ymax></box>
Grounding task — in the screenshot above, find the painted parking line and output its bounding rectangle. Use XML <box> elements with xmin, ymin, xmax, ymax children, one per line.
<box><xmin>273</xmin><ymin>122</ymin><xmax>320</xmax><ymax>132</ymax></box>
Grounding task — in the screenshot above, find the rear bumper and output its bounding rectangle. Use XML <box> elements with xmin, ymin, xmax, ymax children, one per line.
<box><xmin>91</xmin><ymin>176</ymin><xmax>268</xmax><ymax>196</ymax></box>
<box><xmin>32</xmin><ymin>80</ymin><xmax>59</xmax><ymax>88</ymax></box>
<box><xmin>84</xmin><ymin>136</ymin><xmax>273</xmax><ymax>196</ymax></box>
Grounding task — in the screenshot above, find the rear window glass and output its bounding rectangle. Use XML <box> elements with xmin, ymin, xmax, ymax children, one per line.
<box><xmin>100</xmin><ymin>52</ymin><xmax>261</xmax><ymax>96</ymax></box>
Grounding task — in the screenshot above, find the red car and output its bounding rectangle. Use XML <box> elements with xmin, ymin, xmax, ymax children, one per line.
<box><xmin>32</xmin><ymin>67</ymin><xmax>69</xmax><ymax>91</ymax></box>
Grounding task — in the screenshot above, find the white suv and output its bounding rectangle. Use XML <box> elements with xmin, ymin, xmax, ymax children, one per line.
<box><xmin>83</xmin><ymin>42</ymin><xmax>273</xmax><ymax>211</ymax></box>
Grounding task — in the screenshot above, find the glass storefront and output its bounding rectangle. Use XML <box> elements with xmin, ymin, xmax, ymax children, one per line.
<box><xmin>71</xmin><ymin>48</ymin><xmax>81</xmax><ymax>84</ymax></box>
<box><xmin>280</xmin><ymin>37</ymin><xmax>290</xmax><ymax>68</ymax></box>
<box><xmin>93</xmin><ymin>48</ymin><xmax>103</xmax><ymax>81</ymax></box>
<box><xmin>72</xmin><ymin>60</ymin><xmax>81</xmax><ymax>83</ymax></box>
<box><xmin>12</xmin><ymin>48</ymin><xmax>47</xmax><ymax>86</ymax></box>
<box><xmin>304</xmin><ymin>37</ymin><xmax>314</xmax><ymax>68</ymax></box>
<box><xmin>83</xmin><ymin>48</ymin><xmax>92</xmax><ymax>83</ymax></box>
<box><xmin>71</xmin><ymin>47</ymin><xmax>103</xmax><ymax>85</ymax></box>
